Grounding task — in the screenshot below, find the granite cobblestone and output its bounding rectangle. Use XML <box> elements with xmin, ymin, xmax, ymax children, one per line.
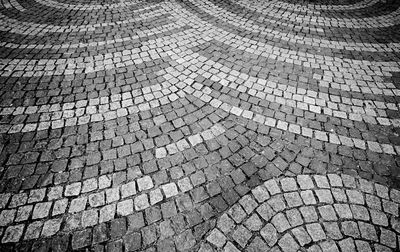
<box><xmin>0</xmin><ymin>0</ymin><xmax>400</xmax><ymax>251</ymax></box>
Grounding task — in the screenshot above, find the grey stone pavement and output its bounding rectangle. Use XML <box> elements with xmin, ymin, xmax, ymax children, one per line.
<box><xmin>0</xmin><ymin>0</ymin><xmax>400</xmax><ymax>251</ymax></box>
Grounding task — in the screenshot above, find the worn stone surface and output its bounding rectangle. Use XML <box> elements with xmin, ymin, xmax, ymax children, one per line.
<box><xmin>0</xmin><ymin>0</ymin><xmax>400</xmax><ymax>251</ymax></box>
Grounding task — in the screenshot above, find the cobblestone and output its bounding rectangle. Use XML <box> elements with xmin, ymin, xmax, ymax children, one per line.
<box><xmin>1</xmin><ymin>0</ymin><xmax>400</xmax><ymax>251</ymax></box>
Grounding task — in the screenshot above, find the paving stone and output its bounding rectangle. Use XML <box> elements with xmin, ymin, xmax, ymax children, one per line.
<box><xmin>145</xmin><ymin>206</ymin><xmax>161</xmax><ymax>224</ymax></box>
<box><xmin>174</xmin><ymin>230</ymin><xmax>195</xmax><ymax>251</ymax></box>
<box><xmin>28</xmin><ymin>189</ymin><xmax>46</xmax><ymax>203</ymax></box>
<box><xmin>315</xmin><ymin>189</ymin><xmax>334</xmax><ymax>203</ymax></box>
<box><xmin>244</xmin><ymin>213</ymin><xmax>263</xmax><ymax>231</ymax></box>
<box><xmin>358</xmin><ymin>221</ymin><xmax>378</xmax><ymax>241</ymax></box>
<box><xmin>251</xmin><ymin>185</ymin><xmax>270</xmax><ymax>203</ymax></box>
<box><xmin>280</xmin><ymin>177</ymin><xmax>297</xmax><ymax>191</ymax></box>
<box><xmin>350</xmin><ymin>205</ymin><xmax>370</xmax><ymax>221</ymax></box>
<box><xmin>206</xmin><ymin>229</ymin><xmax>226</xmax><ymax>248</ymax></box>
<box><xmin>260</xmin><ymin>223</ymin><xmax>278</xmax><ymax>247</ymax></box>
<box><xmin>72</xmin><ymin>229</ymin><xmax>92</xmax><ymax>250</ymax></box>
<box><xmin>121</xmin><ymin>181</ymin><xmax>137</xmax><ymax>198</ymax></box>
<box><xmin>65</xmin><ymin>182</ymin><xmax>81</xmax><ymax>197</ymax></box>
<box><xmin>238</xmin><ymin>195</ymin><xmax>258</xmax><ymax>214</ymax></box>
<box><xmin>24</xmin><ymin>221</ymin><xmax>43</xmax><ymax>240</ymax></box>
<box><xmin>137</xmin><ymin>176</ymin><xmax>154</xmax><ymax>191</ymax></box>
<box><xmin>0</xmin><ymin>193</ymin><xmax>11</xmax><ymax>209</ymax></box>
<box><xmin>2</xmin><ymin>224</ymin><xmax>24</xmax><ymax>243</ymax></box>
<box><xmin>110</xmin><ymin>218</ymin><xmax>127</xmax><ymax>240</ymax></box>
<box><xmin>314</xmin><ymin>175</ymin><xmax>330</xmax><ymax>188</ymax></box>
<box><xmin>257</xmin><ymin>202</ymin><xmax>275</xmax><ymax>222</ymax></box>
<box><xmin>0</xmin><ymin>209</ymin><xmax>16</xmax><ymax>226</ymax></box>
<box><xmin>224</xmin><ymin>241</ymin><xmax>241</xmax><ymax>252</ymax></box>
<box><xmin>300</xmin><ymin>206</ymin><xmax>318</xmax><ymax>223</ymax></box>
<box><xmin>124</xmin><ymin>232</ymin><xmax>141</xmax><ymax>251</ymax></box>
<box><xmin>149</xmin><ymin>189</ymin><xmax>163</xmax><ymax>205</ymax></box>
<box><xmin>134</xmin><ymin>194</ymin><xmax>150</xmax><ymax>211</ymax></box>
<box><xmin>69</xmin><ymin>196</ymin><xmax>87</xmax><ymax>214</ymax></box>
<box><xmin>278</xmin><ymin>233</ymin><xmax>299</xmax><ymax>252</ymax></box>
<box><xmin>32</xmin><ymin>202</ymin><xmax>52</xmax><ymax>219</ymax></box>
<box><xmin>346</xmin><ymin>190</ymin><xmax>364</xmax><ymax>205</ymax></box>
<box><xmin>300</xmin><ymin>190</ymin><xmax>317</xmax><ymax>205</ymax></box>
<box><xmin>370</xmin><ymin>209</ymin><xmax>389</xmax><ymax>226</ymax></box>
<box><xmin>338</xmin><ymin>237</ymin><xmax>356</xmax><ymax>252</ymax></box>
<box><xmin>271</xmin><ymin>213</ymin><xmax>290</xmax><ymax>233</ymax></box>
<box><xmin>355</xmin><ymin>240</ymin><xmax>372</xmax><ymax>252</ymax></box>
<box><xmin>107</xmin><ymin>239</ymin><xmax>123</xmax><ymax>252</ymax></box>
<box><xmin>228</xmin><ymin>204</ymin><xmax>247</xmax><ymax>224</ymax></box>
<box><xmin>267</xmin><ymin>195</ymin><xmax>286</xmax><ymax>212</ymax></box>
<box><xmin>89</xmin><ymin>192</ymin><xmax>105</xmax><ymax>208</ymax></box>
<box><xmin>232</xmin><ymin>225</ymin><xmax>252</xmax><ymax>248</ymax></box>
<box><xmin>93</xmin><ymin>223</ymin><xmax>109</xmax><ymax>244</ymax></box>
<box><xmin>263</xmin><ymin>180</ymin><xmax>280</xmax><ymax>195</ymax></box>
<box><xmin>334</xmin><ymin>204</ymin><xmax>353</xmax><ymax>219</ymax></box>
<box><xmin>64</xmin><ymin>213</ymin><xmax>82</xmax><ymax>232</ymax></box>
<box><xmin>177</xmin><ymin>177</ymin><xmax>193</xmax><ymax>192</ymax></box>
<box><xmin>297</xmin><ymin>175</ymin><xmax>314</xmax><ymax>190</ymax></box>
<box><xmin>284</xmin><ymin>192</ymin><xmax>303</xmax><ymax>208</ymax></box>
<box><xmin>162</xmin><ymin>183</ymin><xmax>179</xmax><ymax>198</ymax></box>
<box><xmin>323</xmin><ymin>222</ymin><xmax>343</xmax><ymax>240</ymax></box>
<box><xmin>286</xmin><ymin>208</ymin><xmax>303</xmax><ymax>227</ymax></box>
<box><xmin>376</xmin><ymin>184</ymin><xmax>390</xmax><ymax>199</ymax></box>
<box><xmin>100</xmin><ymin>204</ymin><xmax>116</xmax><ymax>223</ymax></box>
<box><xmin>191</xmin><ymin>186</ymin><xmax>209</xmax><ymax>203</ymax></box>
<box><xmin>157</xmin><ymin>238</ymin><xmax>175</xmax><ymax>252</ymax></box>
<box><xmin>82</xmin><ymin>209</ymin><xmax>98</xmax><ymax>227</ymax></box>
<box><xmin>159</xmin><ymin>220</ymin><xmax>175</xmax><ymax>239</ymax></box>
<box><xmin>42</xmin><ymin>218</ymin><xmax>62</xmax><ymax>237</ymax></box>
<box><xmin>382</xmin><ymin>200</ymin><xmax>398</xmax><ymax>216</ymax></box>
<box><xmin>292</xmin><ymin>226</ymin><xmax>312</xmax><ymax>246</ymax></box>
<box><xmin>246</xmin><ymin>236</ymin><xmax>268</xmax><ymax>252</ymax></box>
<box><xmin>380</xmin><ymin>227</ymin><xmax>397</xmax><ymax>248</ymax></box>
<box><xmin>106</xmin><ymin>188</ymin><xmax>120</xmax><ymax>203</ymax></box>
<box><xmin>217</xmin><ymin>213</ymin><xmax>235</xmax><ymax>234</ymax></box>
<box><xmin>117</xmin><ymin>199</ymin><xmax>134</xmax><ymax>217</ymax></box>
<box><xmin>161</xmin><ymin>201</ymin><xmax>177</xmax><ymax>219</ymax></box>
<box><xmin>2</xmin><ymin>1</ymin><xmax>400</xmax><ymax>250</ymax></box>
<box><xmin>306</xmin><ymin>223</ymin><xmax>326</xmax><ymax>242</ymax></box>
<box><xmin>327</xmin><ymin>174</ymin><xmax>343</xmax><ymax>187</ymax></box>
<box><xmin>82</xmin><ymin>178</ymin><xmax>98</xmax><ymax>193</ymax></box>
<box><xmin>341</xmin><ymin>221</ymin><xmax>360</xmax><ymax>238</ymax></box>
<box><xmin>318</xmin><ymin>205</ymin><xmax>338</xmax><ymax>221</ymax></box>
<box><xmin>128</xmin><ymin>212</ymin><xmax>145</xmax><ymax>231</ymax></box>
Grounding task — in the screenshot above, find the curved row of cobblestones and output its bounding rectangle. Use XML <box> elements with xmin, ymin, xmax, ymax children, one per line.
<box><xmin>205</xmin><ymin>174</ymin><xmax>400</xmax><ymax>251</ymax></box>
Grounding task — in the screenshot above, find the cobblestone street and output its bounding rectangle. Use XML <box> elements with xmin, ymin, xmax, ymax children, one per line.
<box><xmin>0</xmin><ymin>0</ymin><xmax>400</xmax><ymax>251</ymax></box>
